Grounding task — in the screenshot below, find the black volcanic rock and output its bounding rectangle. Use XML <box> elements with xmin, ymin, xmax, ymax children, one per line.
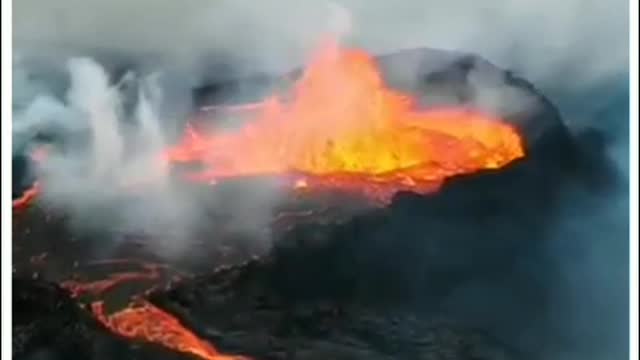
<box><xmin>13</xmin><ymin>278</ymin><xmax>91</xmax><ymax>358</ymax></box>
<box><xmin>13</xmin><ymin>274</ymin><xmax>522</xmax><ymax>360</ymax></box>
<box><xmin>13</xmin><ymin>278</ymin><xmax>195</xmax><ymax>360</ymax></box>
<box><xmin>12</xmin><ymin>153</ymin><xmax>34</xmax><ymax>199</ymax></box>
<box><xmin>147</xmin><ymin>260</ymin><xmax>523</xmax><ymax>360</ymax></box>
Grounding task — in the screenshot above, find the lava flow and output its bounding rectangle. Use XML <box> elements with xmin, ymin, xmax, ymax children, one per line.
<box><xmin>59</xmin><ymin>259</ymin><xmax>247</xmax><ymax>360</ymax></box>
<box><xmin>13</xmin><ymin>146</ymin><xmax>48</xmax><ymax>212</ymax></box>
<box><xmin>13</xmin><ymin>182</ymin><xmax>40</xmax><ymax>212</ymax></box>
<box><xmin>166</xmin><ymin>38</ymin><xmax>525</xmax><ymax>202</ymax></box>
<box><xmin>60</xmin><ymin>260</ymin><xmax>167</xmax><ymax>298</ymax></box>
<box><xmin>91</xmin><ymin>301</ymin><xmax>248</xmax><ymax>360</ymax></box>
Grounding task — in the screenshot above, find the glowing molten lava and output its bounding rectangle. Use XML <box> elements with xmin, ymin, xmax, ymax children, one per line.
<box><xmin>59</xmin><ymin>260</ymin><xmax>246</xmax><ymax>360</ymax></box>
<box><xmin>166</xmin><ymin>39</ymin><xmax>524</xmax><ymax>202</ymax></box>
<box><xmin>61</xmin><ymin>260</ymin><xmax>166</xmax><ymax>298</ymax></box>
<box><xmin>13</xmin><ymin>182</ymin><xmax>40</xmax><ymax>212</ymax></box>
<box><xmin>92</xmin><ymin>301</ymin><xmax>248</xmax><ymax>360</ymax></box>
<box><xmin>13</xmin><ymin>147</ymin><xmax>48</xmax><ymax>212</ymax></box>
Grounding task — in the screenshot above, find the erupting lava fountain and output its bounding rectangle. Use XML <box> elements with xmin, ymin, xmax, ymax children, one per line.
<box><xmin>165</xmin><ymin>38</ymin><xmax>525</xmax><ymax>203</ymax></box>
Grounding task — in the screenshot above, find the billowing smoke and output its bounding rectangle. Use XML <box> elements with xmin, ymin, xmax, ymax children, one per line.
<box><xmin>12</xmin><ymin>0</ymin><xmax>629</xmax><ymax>359</ymax></box>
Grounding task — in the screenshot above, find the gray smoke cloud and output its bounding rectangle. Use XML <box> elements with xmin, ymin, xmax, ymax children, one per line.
<box><xmin>12</xmin><ymin>0</ymin><xmax>629</xmax><ymax>359</ymax></box>
<box><xmin>13</xmin><ymin>0</ymin><xmax>627</xmax><ymax>82</ymax></box>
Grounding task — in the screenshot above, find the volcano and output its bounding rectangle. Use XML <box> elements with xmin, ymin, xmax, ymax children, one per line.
<box><xmin>12</xmin><ymin>41</ymin><xmax>621</xmax><ymax>360</ymax></box>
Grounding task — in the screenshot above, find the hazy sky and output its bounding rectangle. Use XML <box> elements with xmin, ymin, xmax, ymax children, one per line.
<box><xmin>14</xmin><ymin>0</ymin><xmax>628</xmax><ymax>85</ymax></box>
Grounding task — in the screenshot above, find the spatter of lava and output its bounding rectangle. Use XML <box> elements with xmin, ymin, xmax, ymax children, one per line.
<box><xmin>165</xmin><ymin>38</ymin><xmax>525</xmax><ymax>203</ymax></box>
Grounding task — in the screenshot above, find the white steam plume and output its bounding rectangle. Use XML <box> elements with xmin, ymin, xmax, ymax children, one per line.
<box><xmin>13</xmin><ymin>55</ymin><xmax>283</xmax><ymax>260</ymax></box>
<box><xmin>66</xmin><ymin>58</ymin><xmax>125</xmax><ymax>179</ymax></box>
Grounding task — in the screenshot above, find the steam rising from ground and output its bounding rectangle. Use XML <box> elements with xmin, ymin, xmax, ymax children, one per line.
<box><xmin>16</xmin><ymin>58</ymin><xmax>180</xmax><ymax>255</ymax></box>
<box><xmin>12</xmin><ymin>0</ymin><xmax>629</xmax><ymax>359</ymax></box>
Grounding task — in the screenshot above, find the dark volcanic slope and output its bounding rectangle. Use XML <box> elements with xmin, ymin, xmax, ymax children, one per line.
<box><xmin>13</xmin><ymin>279</ymin><xmax>192</xmax><ymax>360</ymax></box>
<box><xmin>145</xmin><ymin>156</ymin><xmax>617</xmax><ymax>359</ymax></box>
<box><xmin>14</xmin><ymin>145</ymin><xmax>619</xmax><ymax>360</ymax></box>
<box><xmin>12</xmin><ymin>47</ymin><xmax>624</xmax><ymax>360</ymax></box>
<box><xmin>14</xmin><ymin>276</ymin><xmax>521</xmax><ymax>360</ymax></box>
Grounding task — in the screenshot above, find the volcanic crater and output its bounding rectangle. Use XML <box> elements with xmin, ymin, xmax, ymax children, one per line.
<box><xmin>12</xmin><ymin>42</ymin><xmax>621</xmax><ymax>360</ymax></box>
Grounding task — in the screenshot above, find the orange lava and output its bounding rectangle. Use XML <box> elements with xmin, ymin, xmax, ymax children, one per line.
<box><xmin>59</xmin><ymin>260</ymin><xmax>243</xmax><ymax>359</ymax></box>
<box><xmin>166</xmin><ymin>38</ymin><xmax>524</xmax><ymax>202</ymax></box>
<box><xmin>61</xmin><ymin>261</ymin><xmax>165</xmax><ymax>298</ymax></box>
<box><xmin>91</xmin><ymin>301</ymin><xmax>249</xmax><ymax>360</ymax></box>
<box><xmin>12</xmin><ymin>182</ymin><xmax>40</xmax><ymax>212</ymax></box>
<box><xmin>13</xmin><ymin>146</ymin><xmax>49</xmax><ymax>212</ymax></box>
